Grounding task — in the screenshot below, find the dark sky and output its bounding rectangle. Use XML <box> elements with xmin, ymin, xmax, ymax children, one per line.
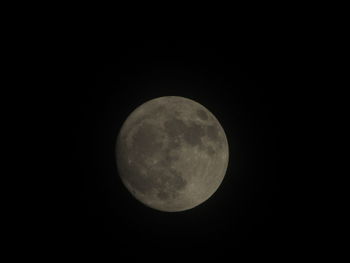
<box><xmin>53</xmin><ymin>38</ymin><xmax>296</xmax><ymax>260</ymax></box>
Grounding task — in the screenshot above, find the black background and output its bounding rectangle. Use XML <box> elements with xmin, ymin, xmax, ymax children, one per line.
<box><xmin>53</xmin><ymin>38</ymin><xmax>296</xmax><ymax>259</ymax></box>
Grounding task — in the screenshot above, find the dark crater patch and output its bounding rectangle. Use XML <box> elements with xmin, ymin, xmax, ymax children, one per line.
<box><xmin>164</xmin><ymin>118</ymin><xmax>187</xmax><ymax>137</ymax></box>
<box><xmin>157</xmin><ymin>191</ymin><xmax>169</xmax><ymax>200</ymax></box>
<box><xmin>164</xmin><ymin>117</ymin><xmax>206</xmax><ymax>147</ymax></box>
<box><xmin>206</xmin><ymin>145</ymin><xmax>216</xmax><ymax>156</ymax></box>
<box><xmin>197</xmin><ymin>109</ymin><xmax>208</xmax><ymax>120</ymax></box>
<box><xmin>154</xmin><ymin>168</ymin><xmax>187</xmax><ymax>201</ymax></box>
<box><xmin>183</xmin><ymin>122</ymin><xmax>205</xmax><ymax>146</ymax></box>
<box><xmin>167</xmin><ymin>137</ymin><xmax>181</xmax><ymax>149</ymax></box>
<box><xmin>162</xmin><ymin>150</ymin><xmax>180</xmax><ymax>165</ymax></box>
<box><xmin>169</xmin><ymin>168</ymin><xmax>187</xmax><ymax>190</ymax></box>
<box><xmin>154</xmin><ymin>105</ymin><xmax>166</xmax><ymax>112</ymax></box>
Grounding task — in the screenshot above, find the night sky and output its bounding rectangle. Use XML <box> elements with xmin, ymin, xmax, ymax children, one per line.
<box><xmin>53</xmin><ymin>38</ymin><xmax>295</xmax><ymax>259</ymax></box>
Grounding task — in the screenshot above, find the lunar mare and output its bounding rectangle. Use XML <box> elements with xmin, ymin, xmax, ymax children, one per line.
<box><xmin>116</xmin><ymin>96</ymin><xmax>229</xmax><ymax>212</ymax></box>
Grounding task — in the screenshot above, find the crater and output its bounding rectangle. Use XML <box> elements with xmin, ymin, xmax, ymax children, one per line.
<box><xmin>163</xmin><ymin>118</ymin><xmax>187</xmax><ymax>137</ymax></box>
<box><xmin>163</xmin><ymin>150</ymin><xmax>180</xmax><ymax>164</ymax></box>
<box><xmin>155</xmin><ymin>168</ymin><xmax>187</xmax><ymax>201</ymax></box>
<box><xmin>169</xmin><ymin>168</ymin><xmax>187</xmax><ymax>190</ymax></box>
<box><xmin>183</xmin><ymin>122</ymin><xmax>205</xmax><ymax>146</ymax></box>
<box><xmin>197</xmin><ymin>109</ymin><xmax>208</xmax><ymax>120</ymax></box>
<box><xmin>157</xmin><ymin>191</ymin><xmax>169</xmax><ymax>200</ymax></box>
<box><xmin>168</xmin><ymin>137</ymin><xmax>181</xmax><ymax>149</ymax></box>
<box><xmin>206</xmin><ymin>145</ymin><xmax>216</xmax><ymax>156</ymax></box>
<box><xmin>154</xmin><ymin>105</ymin><xmax>166</xmax><ymax>112</ymax></box>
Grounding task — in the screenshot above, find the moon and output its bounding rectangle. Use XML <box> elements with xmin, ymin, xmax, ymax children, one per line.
<box><xmin>116</xmin><ymin>96</ymin><xmax>229</xmax><ymax>212</ymax></box>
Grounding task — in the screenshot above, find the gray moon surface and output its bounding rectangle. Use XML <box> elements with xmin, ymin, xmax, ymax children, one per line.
<box><xmin>116</xmin><ymin>96</ymin><xmax>229</xmax><ymax>212</ymax></box>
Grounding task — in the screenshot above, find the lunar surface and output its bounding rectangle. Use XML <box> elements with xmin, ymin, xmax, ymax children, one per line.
<box><xmin>116</xmin><ymin>96</ymin><xmax>229</xmax><ymax>212</ymax></box>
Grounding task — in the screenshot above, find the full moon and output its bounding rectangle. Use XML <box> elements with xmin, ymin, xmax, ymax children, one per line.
<box><xmin>116</xmin><ymin>96</ymin><xmax>229</xmax><ymax>212</ymax></box>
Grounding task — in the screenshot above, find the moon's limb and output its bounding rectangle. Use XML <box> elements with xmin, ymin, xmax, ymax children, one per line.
<box><xmin>116</xmin><ymin>96</ymin><xmax>229</xmax><ymax>212</ymax></box>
